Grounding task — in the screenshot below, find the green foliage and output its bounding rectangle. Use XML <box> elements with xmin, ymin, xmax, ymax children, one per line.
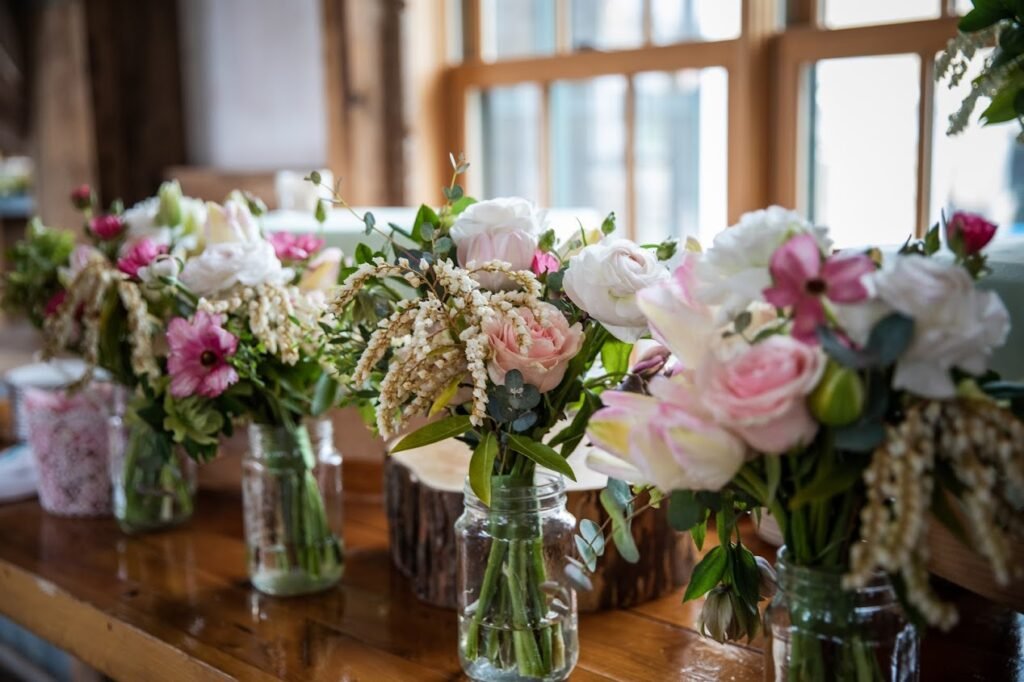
<box><xmin>600</xmin><ymin>479</ymin><xmax>639</xmax><ymax>563</ymax></box>
<box><xmin>391</xmin><ymin>414</ymin><xmax>473</xmax><ymax>453</ymax></box>
<box><xmin>600</xmin><ymin>340</ymin><xmax>633</xmax><ymax>376</ymax></box>
<box><xmin>959</xmin><ymin>0</ymin><xmax>1014</xmax><ymax>32</ymax></box>
<box><xmin>667</xmin><ymin>490</ymin><xmax>703</xmax><ymax>532</ymax></box>
<box><xmin>469</xmin><ymin>431</ymin><xmax>499</xmax><ymax>506</ymax></box>
<box><xmin>600</xmin><ymin>212</ymin><xmax>616</xmax><ymax>236</ymax></box>
<box><xmin>684</xmin><ymin>545</ymin><xmax>727</xmax><ymax>601</ymax></box>
<box><xmin>507</xmin><ymin>435</ymin><xmax>576</xmax><ymax>480</ymax></box>
<box><xmin>1</xmin><ymin>219</ymin><xmax>74</xmax><ymax>327</ymax></box>
<box><xmin>817</xmin><ymin>313</ymin><xmax>914</xmax><ymax>370</ymax></box>
<box><xmin>162</xmin><ymin>392</ymin><xmax>225</xmax><ymax>449</ymax></box>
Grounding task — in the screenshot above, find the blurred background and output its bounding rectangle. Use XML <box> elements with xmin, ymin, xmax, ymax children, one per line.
<box><xmin>1</xmin><ymin>0</ymin><xmax>1020</xmax><ymax>257</ymax></box>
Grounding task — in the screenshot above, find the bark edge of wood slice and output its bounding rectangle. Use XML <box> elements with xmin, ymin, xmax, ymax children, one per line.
<box><xmin>384</xmin><ymin>441</ymin><xmax>695</xmax><ymax>612</ymax></box>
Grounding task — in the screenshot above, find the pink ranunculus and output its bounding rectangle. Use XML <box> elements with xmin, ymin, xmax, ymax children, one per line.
<box><xmin>763</xmin><ymin>233</ymin><xmax>875</xmax><ymax>343</ymax></box>
<box><xmin>269</xmin><ymin>231</ymin><xmax>325</xmax><ymax>261</ymax></box>
<box><xmin>531</xmin><ymin>250</ymin><xmax>560</xmax><ymax>276</ymax></box>
<box><xmin>585</xmin><ymin>375</ymin><xmax>747</xmax><ymax>492</ymax></box>
<box><xmin>483</xmin><ymin>302</ymin><xmax>583</xmax><ymax>393</ymax></box>
<box><xmin>699</xmin><ymin>335</ymin><xmax>825</xmax><ymax>454</ymax></box>
<box><xmin>88</xmin><ymin>214</ymin><xmax>125</xmax><ymax>241</ymax></box>
<box><xmin>947</xmin><ymin>211</ymin><xmax>997</xmax><ymax>254</ymax></box>
<box><xmin>44</xmin><ymin>290</ymin><xmax>67</xmax><ymax>317</ymax></box>
<box><xmin>117</xmin><ymin>238</ymin><xmax>168</xmax><ymax>279</ymax></box>
<box><xmin>70</xmin><ymin>184</ymin><xmax>92</xmax><ymax>210</ymax></box>
<box><xmin>167</xmin><ymin>310</ymin><xmax>240</xmax><ymax>399</ymax></box>
<box><xmin>451</xmin><ymin>197</ymin><xmax>540</xmax><ymax>290</ymax></box>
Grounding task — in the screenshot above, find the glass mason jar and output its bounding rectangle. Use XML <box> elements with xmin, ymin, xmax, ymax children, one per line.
<box><xmin>242</xmin><ymin>419</ymin><xmax>344</xmax><ymax>596</ymax></box>
<box><xmin>108</xmin><ymin>414</ymin><xmax>198</xmax><ymax>534</ymax></box>
<box><xmin>456</xmin><ymin>473</ymin><xmax>579</xmax><ymax>682</ymax></box>
<box><xmin>764</xmin><ymin>549</ymin><xmax>919</xmax><ymax>682</ymax></box>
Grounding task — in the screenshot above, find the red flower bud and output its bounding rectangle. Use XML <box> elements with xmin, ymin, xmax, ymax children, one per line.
<box><xmin>88</xmin><ymin>214</ymin><xmax>125</xmax><ymax>241</ymax></box>
<box><xmin>70</xmin><ymin>184</ymin><xmax>93</xmax><ymax>210</ymax></box>
<box><xmin>947</xmin><ymin>211</ymin><xmax>997</xmax><ymax>255</ymax></box>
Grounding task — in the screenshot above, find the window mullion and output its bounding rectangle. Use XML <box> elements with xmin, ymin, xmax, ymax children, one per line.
<box><xmin>625</xmin><ymin>74</ymin><xmax>637</xmax><ymax>241</ymax></box>
<box><xmin>916</xmin><ymin>54</ymin><xmax>936</xmax><ymax>238</ymax></box>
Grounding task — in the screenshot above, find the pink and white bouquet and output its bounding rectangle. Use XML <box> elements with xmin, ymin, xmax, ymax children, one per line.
<box><xmin>573</xmin><ymin>206</ymin><xmax>1022</xmax><ymax>679</ymax></box>
<box><xmin>322</xmin><ymin>159</ymin><xmax>676</xmax><ymax>680</ymax></box>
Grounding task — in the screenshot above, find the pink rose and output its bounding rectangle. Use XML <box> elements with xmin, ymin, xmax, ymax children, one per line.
<box><xmin>70</xmin><ymin>184</ymin><xmax>93</xmax><ymax>210</ymax></box>
<box><xmin>451</xmin><ymin>197</ymin><xmax>540</xmax><ymax>290</ymax></box>
<box><xmin>531</xmin><ymin>250</ymin><xmax>560</xmax><ymax>276</ymax></box>
<box><xmin>483</xmin><ymin>302</ymin><xmax>583</xmax><ymax>393</ymax></box>
<box><xmin>699</xmin><ymin>336</ymin><xmax>825</xmax><ymax>454</ymax></box>
<box><xmin>947</xmin><ymin>211</ymin><xmax>997</xmax><ymax>255</ymax></box>
<box><xmin>117</xmin><ymin>238</ymin><xmax>167</xmax><ymax>279</ymax></box>
<box><xmin>88</xmin><ymin>214</ymin><xmax>125</xmax><ymax>240</ymax></box>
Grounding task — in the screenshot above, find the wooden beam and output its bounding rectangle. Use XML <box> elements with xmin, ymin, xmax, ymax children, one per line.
<box><xmin>322</xmin><ymin>0</ymin><xmax>350</xmax><ymax>195</ymax></box>
<box><xmin>405</xmin><ymin>0</ymin><xmax>452</xmax><ymax>205</ymax></box>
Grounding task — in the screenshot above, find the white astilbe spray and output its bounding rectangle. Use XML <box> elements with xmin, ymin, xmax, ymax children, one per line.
<box><xmin>845</xmin><ymin>399</ymin><xmax>1024</xmax><ymax>630</ymax></box>
<box><xmin>330</xmin><ymin>258</ymin><xmax>549</xmax><ymax>439</ymax></box>
<box><xmin>117</xmin><ymin>280</ymin><xmax>161</xmax><ymax>381</ymax></box>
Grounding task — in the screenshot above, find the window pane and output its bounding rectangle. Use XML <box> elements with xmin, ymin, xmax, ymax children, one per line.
<box><xmin>932</xmin><ymin>49</ymin><xmax>1023</xmax><ymax>238</ymax></box>
<box><xmin>550</xmin><ymin>76</ymin><xmax>627</xmax><ymax>229</ymax></box>
<box><xmin>481</xmin><ymin>0</ymin><xmax>555</xmax><ymax>61</ymax></box>
<box><xmin>810</xmin><ymin>55</ymin><xmax>920</xmax><ymax>247</ymax></box>
<box><xmin>635</xmin><ymin>68</ymin><xmax>728</xmax><ymax>245</ymax></box>
<box><xmin>571</xmin><ymin>0</ymin><xmax>643</xmax><ymax>51</ymax></box>
<box><xmin>955</xmin><ymin>0</ymin><xmax>974</xmax><ymax>14</ymax></box>
<box><xmin>822</xmin><ymin>0</ymin><xmax>939</xmax><ymax>28</ymax></box>
<box><xmin>652</xmin><ymin>0</ymin><xmax>741</xmax><ymax>44</ymax></box>
<box><xmin>480</xmin><ymin>84</ymin><xmax>542</xmax><ymax>200</ymax></box>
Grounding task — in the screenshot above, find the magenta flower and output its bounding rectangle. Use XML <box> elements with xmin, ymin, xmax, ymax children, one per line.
<box><xmin>88</xmin><ymin>214</ymin><xmax>125</xmax><ymax>240</ymax></box>
<box><xmin>117</xmin><ymin>238</ymin><xmax>167</xmax><ymax>279</ymax></box>
<box><xmin>268</xmin><ymin>232</ymin><xmax>325</xmax><ymax>261</ymax></box>
<box><xmin>763</xmin><ymin>233</ymin><xmax>875</xmax><ymax>343</ymax></box>
<box><xmin>531</xmin><ymin>250</ymin><xmax>560</xmax><ymax>276</ymax></box>
<box><xmin>947</xmin><ymin>211</ymin><xmax>997</xmax><ymax>255</ymax></box>
<box><xmin>70</xmin><ymin>184</ymin><xmax>93</xmax><ymax>210</ymax></box>
<box><xmin>44</xmin><ymin>290</ymin><xmax>67</xmax><ymax>317</ymax></box>
<box><xmin>167</xmin><ymin>311</ymin><xmax>239</xmax><ymax>398</ymax></box>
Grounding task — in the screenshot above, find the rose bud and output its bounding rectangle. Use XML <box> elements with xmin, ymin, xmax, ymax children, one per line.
<box><xmin>809</xmin><ymin>361</ymin><xmax>865</xmax><ymax>427</ymax></box>
<box><xmin>88</xmin><ymin>214</ymin><xmax>125</xmax><ymax>241</ymax></box>
<box><xmin>947</xmin><ymin>211</ymin><xmax>996</xmax><ymax>255</ymax></box>
<box><xmin>70</xmin><ymin>184</ymin><xmax>93</xmax><ymax>210</ymax></box>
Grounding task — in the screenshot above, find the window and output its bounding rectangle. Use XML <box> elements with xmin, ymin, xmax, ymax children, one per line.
<box><xmin>443</xmin><ymin>1</ymin><xmax>1011</xmax><ymax>247</ymax></box>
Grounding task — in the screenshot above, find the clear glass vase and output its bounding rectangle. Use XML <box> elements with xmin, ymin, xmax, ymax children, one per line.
<box><xmin>764</xmin><ymin>548</ymin><xmax>919</xmax><ymax>682</ymax></box>
<box><xmin>456</xmin><ymin>473</ymin><xmax>579</xmax><ymax>682</ymax></box>
<box><xmin>108</xmin><ymin>414</ymin><xmax>197</xmax><ymax>534</ymax></box>
<box><xmin>242</xmin><ymin>419</ymin><xmax>344</xmax><ymax>596</ymax></box>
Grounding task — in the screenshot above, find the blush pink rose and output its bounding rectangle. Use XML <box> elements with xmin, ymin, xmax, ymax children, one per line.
<box><xmin>699</xmin><ymin>336</ymin><xmax>825</xmax><ymax>454</ymax></box>
<box><xmin>451</xmin><ymin>197</ymin><xmax>540</xmax><ymax>290</ymax></box>
<box><xmin>483</xmin><ymin>302</ymin><xmax>583</xmax><ymax>393</ymax></box>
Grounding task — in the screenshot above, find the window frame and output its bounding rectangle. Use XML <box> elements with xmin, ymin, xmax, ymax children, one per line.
<box><xmin>436</xmin><ymin>0</ymin><xmax>967</xmax><ymax>241</ymax></box>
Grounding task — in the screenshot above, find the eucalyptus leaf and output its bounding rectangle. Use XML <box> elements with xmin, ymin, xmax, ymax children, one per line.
<box><xmin>834</xmin><ymin>420</ymin><xmax>886</xmax><ymax>452</ymax></box>
<box><xmin>574</xmin><ymin>535</ymin><xmax>598</xmax><ymax>572</ymax></box>
<box><xmin>565</xmin><ymin>562</ymin><xmax>594</xmax><ymax>591</ymax></box>
<box><xmin>580</xmin><ymin>518</ymin><xmax>605</xmax><ymax>556</ymax></box>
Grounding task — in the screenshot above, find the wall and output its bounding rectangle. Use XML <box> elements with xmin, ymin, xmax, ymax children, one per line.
<box><xmin>178</xmin><ymin>0</ymin><xmax>327</xmax><ymax>170</ymax></box>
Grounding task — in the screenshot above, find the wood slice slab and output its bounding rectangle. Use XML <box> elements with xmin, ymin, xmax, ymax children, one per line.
<box><xmin>384</xmin><ymin>439</ymin><xmax>695</xmax><ymax>612</ymax></box>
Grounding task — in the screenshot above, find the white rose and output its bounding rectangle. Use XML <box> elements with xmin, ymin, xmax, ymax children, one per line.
<box><xmin>450</xmin><ymin>197</ymin><xmax>540</xmax><ymax>290</ymax></box>
<box><xmin>563</xmin><ymin>238</ymin><xmax>670</xmax><ymax>342</ymax></box>
<box><xmin>123</xmin><ymin>196</ymin><xmax>207</xmax><ymax>246</ymax></box>
<box><xmin>179</xmin><ymin>200</ymin><xmax>291</xmax><ymax>296</ymax></box>
<box><xmin>838</xmin><ymin>255</ymin><xmax>1010</xmax><ymax>399</ymax></box>
<box><xmin>697</xmin><ymin>206</ymin><xmax>832</xmax><ymax>321</ymax></box>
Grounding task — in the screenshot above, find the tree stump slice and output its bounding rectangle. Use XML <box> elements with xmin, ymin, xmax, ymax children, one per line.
<box><xmin>384</xmin><ymin>439</ymin><xmax>695</xmax><ymax>612</ymax></box>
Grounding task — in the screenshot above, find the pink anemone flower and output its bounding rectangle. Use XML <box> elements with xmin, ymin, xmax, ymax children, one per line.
<box><xmin>763</xmin><ymin>233</ymin><xmax>874</xmax><ymax>343</ymax></box>
<box><xmin>167</xmin><ymin>311</ymin><xmax>239</xmax><ymax>398</ymax></box>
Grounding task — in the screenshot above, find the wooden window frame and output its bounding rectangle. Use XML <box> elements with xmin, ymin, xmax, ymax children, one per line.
<box><xmin>435</xmin><ymin>0</ymin><xmax>964</xmax><ymax>240</ymax></box>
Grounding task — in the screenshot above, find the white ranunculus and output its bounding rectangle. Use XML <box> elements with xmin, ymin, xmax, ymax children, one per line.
<box><xmin>450</xmin><ymin>197</ymin><xmax>541</xmax><ymax>290</ymax></box>
<box><xmin>696</xmin><ymin>206</ymin><xmax>832</xmax><ymax>321</ymax></box>
<box><xmin>563</xmin><ymin>238</ymin><xmax>670</xmax><ymax>342</ymax></box>
<box><xmin>840</xmin><ymin>255</ymin><xmax>1010</xmax><ymax>399</ymax></box>
<box><xmin>179</xmin><ymin>200</ymin><xmax>291</xmax><ymax>296</ymax></box>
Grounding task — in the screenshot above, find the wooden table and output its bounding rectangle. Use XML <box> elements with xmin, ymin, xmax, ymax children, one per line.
<box><xmin>0</xmin><ymin>484</ymin><xmax>1022</xmax><ymax>681</ymax></box>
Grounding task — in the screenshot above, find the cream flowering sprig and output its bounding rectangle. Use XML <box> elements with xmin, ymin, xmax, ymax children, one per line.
<box><xmin>330</xmin><ymin>256</ymin><xmax>547</xmax><ymax>440</ymax></box>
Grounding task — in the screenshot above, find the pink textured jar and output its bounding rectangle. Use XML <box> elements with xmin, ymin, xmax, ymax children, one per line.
<box><xmin>24</xmin><ymin>383</ymin><xmax>115</xmax><ymax>517</ymax></box>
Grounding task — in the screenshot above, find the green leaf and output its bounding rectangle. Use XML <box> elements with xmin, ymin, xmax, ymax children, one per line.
<box><xmin>308</xmin><ymin>170</ymin><xmax>322</xmax><ymax>185</ymax></box>
<box><xmin>575</xmin><ymin>535</ymin><xmax>598</xmax><ymax>572</ymax></box>
<box><xmin>667</xmin><ymin>490</ymin><xmax>703</xmax><ymax>531</ymax></box>
<box><xmin>600</xmin><ymin>212</ymin><xmax>616</xmax><ymax>235</ymax></box>
<box><xmin>507</xmin><ymin>435</ymin><xmax>576</xmax><ymax>481</ymax></box>
<box><xmin>789</xmin><ymin>456</ymin><xmax>865</xmax><ymax>507</ymax></box>
<box><xmin>817</xmin><ymin>326</ymin><xmax>870</xmax><ymax>369</ymax></box>
<box><xmin>355</xmin><ymin>243</ymin><xmax>374</xmax><ymax>264</ymax></box>
<box><xmin>600</xmin><ymin>340</ymin><xmax>633</xmax><ymax>376</ymax></box>
<box><xmin>733</xmin><ymin>311</ymin><xmax>753</xmax><ymax>334</ymax></box>
<box><xmin>311</xmin><ymin>374</ymin><xmax>339</xmax><ymax>416</ymax></box>
<box><xmin>865</xmin><ymin>313</ymin><xmax>914</xmax><ymax>367</ymax></box>
<box><xmin>314</xmin><ymin>199</ymin><xmax>327</xmax><ymax>224</ymax></box>
<box><xmin>390</xmin><ymin>415</ymin><xmax>472</xmax><ymax>453</ymax></box>
<box><xmin>656</xmin><ymin>239</ymin><xmax>678</xmax><ymax>262</ymax></box>
<box><xmin>959</xmin><ymin>3</ymin><xmax>1012</xmax><ymax>32</ymax></box>
<box><xmin>683</xmin><ymin>545</ymin><xmax>727</xmax><ymax>601</ymax></box>
<box><xmin>363</xmin><ymin>212</ymin><xmax>377</xmax><ymax>235</ymax></box>
<box><xmin>411</xmin><ymin>204</ymin><xmax>440</xmax><ymax>243</ymax></box>
<box><xmin>565</xmin><ymin>561</ymin><xmax>594</xmax><ymax>591</ymax></box>
<box><xmin>434</xmin><ymin>236</ymin><xmax>453</xmax><ymax>253</ymax></box>
<box><xmin>981</xmin><ymin>84</ymin><xmax>1019</xmax><ymax>125</ymax></box>
<box><xmin>692</xmin><ymin>517</ymin><xmax>708</xmax><ymax>551</ymax></box>
<box><xmin>833</xmin><ymin>420</ymin><xmax>886</xmax><ymax>452</ymax></box>
<box><xmin>611</xmin><ymin>520</ymin><xmax>640</xmax><ymax>563</ymax></box>
<box><xmin>730</xmin><ymin>546</ymin><xmax>761</xmax><ymax>607</ymax></box>
<box><xmin>599</xmin><ymin>484</ymin><xmax>639</xmax><ymax>563</ymax></box>
<box><xmin>579</xmin><ymin>518</ymin><xmax>605</xmax><ymax>556</ymax></box>
<box><xmin>924</xmin><ymin>223</ymin><xmax>941</xmax><ymax>255</ymax></box>
<box><xmin>765</xmin><ymin>456</ymin><xmax>782</xmax><ymax>507</ymax></box>
<box><xmin>468</xmin><ymin>431</ymin><xmax>498</xmax><ymax>506</ymax></box>
<box><xmin>450</xmin><ymin>196</ymin><xmax>476</xmax><ymax>215</ymax></box>
<box><xmin>538</xmin><ymin>229</ymin><xmax>557</xmax><ymax>252</ymax></box>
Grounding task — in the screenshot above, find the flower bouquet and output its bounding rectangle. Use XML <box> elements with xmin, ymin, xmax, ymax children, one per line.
<box><xmin>572</xmin><ymin>206</ymin><xmax>1022</xmax><ymax>682</ymax></box>
<box><xmin>322</xmin><ymin>159</ymin><xmax>676</xmax><ymax>680</ymax></box>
